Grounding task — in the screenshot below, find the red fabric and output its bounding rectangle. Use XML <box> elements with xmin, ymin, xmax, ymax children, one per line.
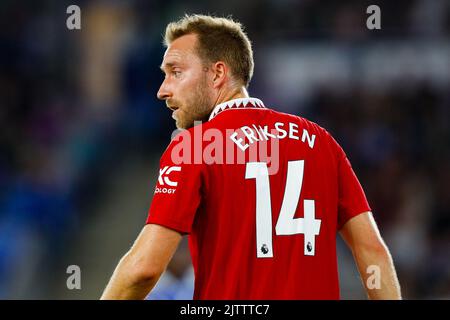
<box><xmin>146</xmin><ymin>103</ymin><xmax>371</xmax><ymax>299</ymax></box>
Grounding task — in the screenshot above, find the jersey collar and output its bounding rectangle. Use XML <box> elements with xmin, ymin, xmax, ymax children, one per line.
<box><xmin>208</xmin><ymin>97</ymin><xmax>266</xmax><ymax>121</ymax></box>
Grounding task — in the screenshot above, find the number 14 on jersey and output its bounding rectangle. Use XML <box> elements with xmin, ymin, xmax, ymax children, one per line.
<box><xmin>245</xmin><ymin>160</ymin><xmax>322</xmax><ymax>258</ymax></box>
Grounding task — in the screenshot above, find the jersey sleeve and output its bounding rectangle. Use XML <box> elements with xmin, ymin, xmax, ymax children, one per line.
<box><xmin>145</xmin><ymin>132</ymin><xmax>203</xmax><ymax>234</ymax></box>
<box><xmin>331</xmin><ymin>135</ymin><xmax>372</xmax><ymax>230</ymax></box>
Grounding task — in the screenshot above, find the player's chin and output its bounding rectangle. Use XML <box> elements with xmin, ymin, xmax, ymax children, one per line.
<box><xmin>175</xmin><ymin>121</ymin><xmax>184</xmax><ymax>130</ymax></box>
<box><xmin>175</xmin><ymin>117</ymin><xmax>191</xmax><ymax>130</ymax></box>
<box><xmin>176</xmin><ymin>114</ymin><xmax>205</xmax><ymax>129</ymax></box>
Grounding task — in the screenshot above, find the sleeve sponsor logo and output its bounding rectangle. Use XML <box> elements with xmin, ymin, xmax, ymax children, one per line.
<box><xmin>155</xmin><ymin>166</ymin><xmax>181</xmax><ymax>194</ymax></box>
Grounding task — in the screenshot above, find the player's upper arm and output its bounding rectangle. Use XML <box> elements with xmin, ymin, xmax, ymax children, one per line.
<box><xmin>327</xmin><ymin>130</ymin><xmax>371</xmax><ymax>230</ymax></box>
<box><xmin>146</xmin><ymin>129</ymin><xmax>204</xmax><ymax>234</ymax></box>
<box><xmin>339</xmin><ymin>211</ymin><xmax>387</xmax><ymax>253</ymax></box>
<box><xmin>126</xmin><ymin>223</ymin><xmax>183</xmax><ymax>279</ymax></box>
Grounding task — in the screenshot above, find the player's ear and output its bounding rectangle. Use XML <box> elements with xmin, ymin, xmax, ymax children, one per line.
<box><xmin>211</xmin><ymin>61</ymin><xmax>227</xmax><ymax>89</ymax></box>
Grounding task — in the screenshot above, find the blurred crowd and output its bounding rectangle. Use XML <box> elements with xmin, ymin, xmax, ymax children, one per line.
<box><xmin>306</xmin><ymin>83</ymin><xmax>450</xmax><ymax>298</ymax></box>
<box><xmin>0</xmin><ymin>0</ymin><xmax>449</xmax><ymax>299</ymax></box>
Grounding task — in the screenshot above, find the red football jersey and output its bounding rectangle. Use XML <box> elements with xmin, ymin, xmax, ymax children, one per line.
<box><xmin>146</xmin><ymin>97</ymin><xmax>371</xmax><ymax>299</ymax></box>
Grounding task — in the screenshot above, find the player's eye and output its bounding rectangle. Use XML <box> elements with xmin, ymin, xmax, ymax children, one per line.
<box><xmin>172</xmin><ymin>70</ymin><xmax>181</xmax><ymax>78</ymax></box>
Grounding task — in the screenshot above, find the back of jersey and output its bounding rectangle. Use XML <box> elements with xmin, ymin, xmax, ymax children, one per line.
<box><xmin>147</xmin><ymin>99</ymin><xmax>371</xmax><ymax>299</ymax></box>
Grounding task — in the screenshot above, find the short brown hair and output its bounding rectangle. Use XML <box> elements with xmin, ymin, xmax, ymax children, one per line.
<box><xmin>164</xmin><ymin>14</ymin><xmax>254</xmax><ymax>87</ymax></box>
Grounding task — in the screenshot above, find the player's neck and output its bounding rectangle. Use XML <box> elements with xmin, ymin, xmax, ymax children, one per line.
<box><xmin>213</xmin><ymin>86</ymin><xmax>250</xmax><ymax>107</ymax></box>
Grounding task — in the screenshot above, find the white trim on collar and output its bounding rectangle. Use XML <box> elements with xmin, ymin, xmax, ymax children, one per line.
<box><xmin>208</xmin><ymin>97</ymin><xmax>266</xmax><ymax>121</ymax></box>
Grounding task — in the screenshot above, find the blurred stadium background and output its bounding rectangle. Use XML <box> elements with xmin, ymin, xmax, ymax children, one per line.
<box><xmin>0</xmin><ymin>0</ymin><xmax>449</xmax><ymax>299</ymax></box>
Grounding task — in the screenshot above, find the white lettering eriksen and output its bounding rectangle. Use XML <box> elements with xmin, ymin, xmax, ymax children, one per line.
<box><xmin>231</xmin><ymin>122</ymin><xmax>316</xmax><ymax>151</ymax></box>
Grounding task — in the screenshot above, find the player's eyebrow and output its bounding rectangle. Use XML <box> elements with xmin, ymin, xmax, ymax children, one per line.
<box><xmin>159</xmin><ymin>62</ymin><xmax>177</xmax><ymax>73</ymax></box>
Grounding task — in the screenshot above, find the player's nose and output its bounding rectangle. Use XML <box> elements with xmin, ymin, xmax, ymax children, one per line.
<box><xmin>157</xmin><ymin>80</ymin><xmax>172</xmax><ymax>100</ymax></box>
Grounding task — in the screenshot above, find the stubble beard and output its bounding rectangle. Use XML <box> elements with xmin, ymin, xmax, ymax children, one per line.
<box><xmin>176</xmin><ymin>77</ymin><xmax>214</xmax><ymax>129</ymax></box>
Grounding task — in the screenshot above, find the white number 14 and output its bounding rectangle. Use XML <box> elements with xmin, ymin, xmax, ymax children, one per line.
<box><xmin>245</xmin><ymin>160</ymin><xmax>321</xmax><ymax>258</ymax></box>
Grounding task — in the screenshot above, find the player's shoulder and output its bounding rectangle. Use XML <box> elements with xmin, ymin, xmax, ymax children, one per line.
<box><xmin>269</xmin><ymin>108</ymin><xmax>334</xmax><ymax>139</ymax></box>
<box><xmin>270</xmin><ymin>107</ymin><xmax>345</xmax><ymax>153</ymax></box>
<box><xmin>165</xmin><ymin>126</ymin><xmax>194</xmax><ymax>147</ymax></box>
<box><xmin>160</xmin><ymin>123</ymin><xmax>215</xmax><ymax>164</ymax></box>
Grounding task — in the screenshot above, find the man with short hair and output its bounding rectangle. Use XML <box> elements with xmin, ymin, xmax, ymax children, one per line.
<box><xmin>101</xmin><ymin>14</ymin><xmax>401</xmax><ymax>300</ymax></box>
